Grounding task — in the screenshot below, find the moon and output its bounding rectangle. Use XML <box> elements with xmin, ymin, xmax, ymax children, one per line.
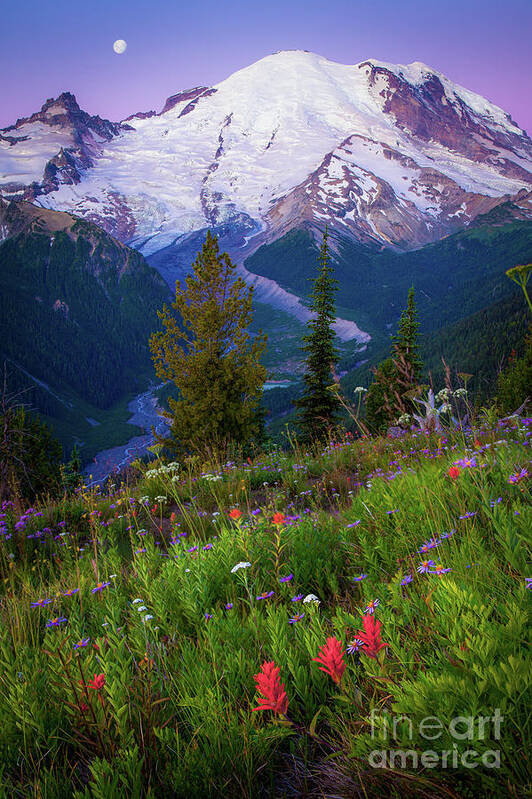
<box><xmin>113</xmin><ymin>39</ymin><xmax>127</xmax><ymax>54</ymax></box>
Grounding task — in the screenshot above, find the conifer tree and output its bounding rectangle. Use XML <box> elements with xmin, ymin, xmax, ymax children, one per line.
<box><xmin>392</xmin><ymin>286</ymin><xmax>422</xmax><ymax>381</ymax></box>
<box><xmin>366</xmin><ymin>287</ymin><xmax>422</xmax><ymax>433</ymax></box>
<box><xmin>295</xmin><ymin>228</ymin><xmax>341</xmax><ymax>441</ymax></box>
<box><xmin>149</xmin><ymin>231</ymin><xmax>267</xmax><ymax>456</ymax></box>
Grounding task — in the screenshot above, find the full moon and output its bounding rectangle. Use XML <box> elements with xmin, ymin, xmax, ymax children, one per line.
<box><xmin>113</xmin><ymin>39</ymin><xmax>127</xmax><ymax>54</ymax></box>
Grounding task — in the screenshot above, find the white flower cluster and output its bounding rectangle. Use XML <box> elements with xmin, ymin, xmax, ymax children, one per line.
<box><xmin>303</xmin><ymin>593</ymin><xmax>321</xmax><ymax>605</ymax></box>
<box><xmin>132</xmin><ymin>597</ymin><xmax>153</xmax><ymax>622</ymax></box>
<box><xmin>201</xmin><ymin>473</ymin><xmax>222</xmax><ymax>482</ymax></box>
<box><xmin>231</xmin><ymin>561</ymin><xmax>251</xmax><ymax>573</ymax></box>
<box><xmin>435</xmin><ymin>388</ymin><xmax>451</xmax><ymax>403</ymax></box>
<box><xmin>397</xmin><ymin>413</ymin><xmax>412</xmax><ymax>426</ymax></box>
<box><xmin>145</xmin><ymin>462</ymin><xmax>180</xmax><ymax>480</ymax></box>
<box><xmin>453</xmin><ymin>388</ymin><xmax>468</xmax><ymax>398</ymax></box>
<box><xmin>354</xmin><ymin>386</ymin><xmax>367</xmax><ymax>394</ymax></box>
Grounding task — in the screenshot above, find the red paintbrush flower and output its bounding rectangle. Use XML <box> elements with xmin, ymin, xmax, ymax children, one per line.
<box><xmin>229</xmin><ymin>508</ymin><xmax>242</xmax><ymax>520</ymax></box>
<box><xmin>87</xmin><ymin>673</ymin><xmax>106</xmax><ymax>691</ymax></box>
<box><xmin>355</xmin><ymin>614</ymin><xmax>387</xmax><ymax>660</ymax></box>
<box><xmin>272</xmin><ymin>512</ymin><xmax>286</xmax><ymax>525</ymax></box>
<box><xmin>252</xmin><ymin>661</ymin><xmax>289</xmax><ymax>716</ymax></box>
<box><xmin>313</xmin><ymin>637</ymin><xmax>346</xmax><ymax>684</ymax></box>
<box><xmin>448</xmin><ymin>466</ymin><xmax>460</xmax><ymax>480</ymax></box>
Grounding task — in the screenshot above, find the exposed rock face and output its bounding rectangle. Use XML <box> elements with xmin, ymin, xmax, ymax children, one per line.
<box><xmin>0</xmin><ymin>93</ymin><xmax>125</xmax><ymax>201</ymax></box>
<box><xmin>161</xmin><ymin>86</ymin><xmax>212</xmax><ymax>114</ymax></box>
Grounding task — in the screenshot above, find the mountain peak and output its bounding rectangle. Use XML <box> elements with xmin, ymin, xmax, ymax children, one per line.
<box><xmin>41</xmin><ymin>92</ymin><xmax>81</xmax><ymax>115</ymax></box>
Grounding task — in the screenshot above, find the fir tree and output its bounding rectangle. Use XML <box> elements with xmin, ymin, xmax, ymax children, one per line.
<box><xmin>295</xmin><ymin>228</ymin><xmax>341</xmax><ymax>441</ymax></box>
<box><xmin>392</xmin><ymin>286</ymin><xmax>422</xmax><ymax>381</ymax></box>
<box><xmin>149</xmin><ymin>231</ymin><xmax>267</xmax><ymax>456</ymax></box>
<box><xmin>366</xmin><ymin>287</ymin><xmax>422</xmax><ymax>433</ymax></box>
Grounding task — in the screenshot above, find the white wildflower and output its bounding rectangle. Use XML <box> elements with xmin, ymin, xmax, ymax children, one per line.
<box><xmin>303</xmin><ymin>593</ymin><xmax>321</xmax><ymax>605</ymax></box>
<box><xmin>231</xmin><ymin>561</ymin><xmax>252</xmax><ymax>573</ymax></box>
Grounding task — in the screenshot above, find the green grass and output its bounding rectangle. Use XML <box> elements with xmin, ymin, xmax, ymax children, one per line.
<box><xmin>0</xmin><ymin>418</ymin><xmax>530</xmax><ymax>798</ymax></box>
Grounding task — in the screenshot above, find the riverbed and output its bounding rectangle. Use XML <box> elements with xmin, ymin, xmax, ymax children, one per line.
<box><xmin>83</xmin><ymin>384</ymin><xmax>169</xmax><ymax>486</ymax></box>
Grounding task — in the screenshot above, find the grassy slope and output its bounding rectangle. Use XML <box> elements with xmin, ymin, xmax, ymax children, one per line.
<box><xmin>0</xmin><ymin>420</ymin><xmax>529</xmax><ymax>798</ymax></box>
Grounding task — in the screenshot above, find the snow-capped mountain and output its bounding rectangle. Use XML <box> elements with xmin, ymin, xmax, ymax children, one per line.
<box><xmin>2</xmin><ymin>50</ymin><xmax>532</xmax><ymax>256</ymax></box>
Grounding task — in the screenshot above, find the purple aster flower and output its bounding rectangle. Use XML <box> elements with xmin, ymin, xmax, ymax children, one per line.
<box><xmin>459</xmin><ymin>511</ymin><xmax>477</xmax><ymax>520</ymax></box>
<box><xmin>74</xmin><ymin>638</ymin><xmax>90</xmax><ymax>649</ymax></box>
<box><xmin>430</xmin><ymin>564</ymin><xmax>452</xmax><ymax>576</ymax></box>
<box><xmin>225</xmin><ymin>602</ymin><xmax>233</xmax><ymax>610</ymax></box>
<box><xmin>291</xmin><ymin>594</ymin><xmax>303</xmax><ymax>602</ymax></box>
<box><xmin>347</xmin><ymin>638</ymin><xmax>365</xmax><ymax>654</ymax></box>
<box><xmin>400</xmin><ymin>574</ymin><xmax>413</xmax><ymax>586</ymax></box>
<box><xmin>91</xmin><ymin>581</ymin><xmax>111</xmax><ymax>594</ymax></box>
<box><xmin>508</xmin><ymin>467</ymin><xmax>528</xmax><ymax>484</ymax></box>
<box><xmin>31</xmin><ymin>598</ymin><xmax>51</xmax><ymax>608</ymax></box>
<box><xmin>455</xmin><ymin>457</ymin><xmax>477</xmax><ymax>469</ymax></box>
<box><xmin>186</xmin><ymin>546</ymin><xmax>198</xmax><ymax>554</ymax></box>
<box><xmin>46</xmin><ymin>616</ymin><xmax>67</xmax><ymax>627</ymax></box>
<box><xmin>353</xmin><ymin>573</ymin><xmax>368</xmax><ymax>582</ymax></box>
<box><xmin>386</xmin><ymin>509</ymin><xmax>399</xmax><ymax>515</ymax></box>
<box><xmin>439</xmin><ymin>529</ymin><xmax>455</xmax><ymax>540</ymax></box>
<box><xmin>204</xmin><ymin>613</ymin><xmax>213</xmax><ymax>621</ymax></box>
<box><xmin>279</xmin><ymin>574</ymin><xmax>293</xmax><ymax>583</ymax></box>
<box><xmin>256</xmin><ymin>591</ymin><xmax>275</xmax><ymax>601</ymax></box>
<box><xmin>417</xmin><ymin>559</ymin><xmax>435</xmax><ymax>574</ymax></box>
<box><xmin>346</xmin><ymin>521</ymin><xmax>361</xmax><ymax>528</ymax></box>
<box><xmin>202</xmin><ymin>543</ymin><xmax>213</xmax><ymax>550</ymax></box>
<box><xmin>525</xmin><ymin>577</ymin><xmax>532</xmax><ymax>590</ymax></box>
<box><xmin>288</xmin><ymin>613</ymin><xmax>305</xmax><ymax>624</ymax></box>
<box><xmin>135</xmin><ymin>548</ymin><xmax>147</xmax><ymax>554</ymax></box>
<box><xmin>364</xmin><ymin>598</ymin><xmax>380</xmax><ymax>614</ymax></box>
<box><xmin>419</xmin><ymin>537</ymin><xmax>440</xmax><ymax>553</ymax></box>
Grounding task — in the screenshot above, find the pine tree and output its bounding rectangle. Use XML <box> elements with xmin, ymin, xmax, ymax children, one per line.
<box><xmin>295</xmin><ymin>228</ymin><xmax>341</xmax><ymax>442</ymax></box>
<box><xmin>149</xmin><ymin>231</ymin><xmax>267</xmax><ymax>456</ymax></box>
<box><xmin>392</xmin><ymin>286</ymin><xmax>422</xmax><ymax>381</ymax></box>
<box><xmin>366</xmin><ymin>287</ymin><xmax>422</xmax><ymax>433</ymax></box>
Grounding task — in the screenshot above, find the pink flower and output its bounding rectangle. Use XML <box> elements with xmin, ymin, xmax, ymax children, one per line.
<box><xmin>355</xmin><ymin>614</ymin><xmax>387</xmax><ymax>660</ymax></box>
<box><xmin>252</xmin><ymin>661</ymin><xmax>289</xmax><ymax>716</ymax></box>
<box><xmin>313</xmin><ymin>637</ymin><xmax>346</xmax><ymax>685</ymax></box>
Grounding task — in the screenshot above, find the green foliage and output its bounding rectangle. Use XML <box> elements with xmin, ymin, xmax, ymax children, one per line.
<box><xmin>496</xmin><ymin>324</ymin><xmax>532</xmax><ymax>414</ymax></box>
<box><xmin>245</xmin><ymin>222</ymin><xmax>532</xmax><ymax>341</ymax></box>
<box><xmin>365</xmin><ymin>357</ymin><xmax>397</xmax><ymax>433</ymax></box>
<box><xmin>294</xmin><ymin>229</ymin><xmax>341</xmax><ymax>441</ymax></box>
<box><xmin>150</xmin><ymin>231</ymin><xmax>267</xmax><ymax>456</ymax></box>
<box><xmin>0</xmin><ymin>211</ymin><xmax>169</xmax><ymax>413</ymax></box>
<box><xmin>0</xmin><ymin>417</ymin><xmax>530</xmax><ymax>797</ymax></box>
<box><xmin>0</xmin><ymin>389</ymin><xmax>62</xmax><ymax>502</ymax></box>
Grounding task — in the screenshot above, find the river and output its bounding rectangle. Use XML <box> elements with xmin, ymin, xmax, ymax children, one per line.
<box><xmin>83</xmin><ymin>383</ymin><xmax>169</xmax><ymax>486</ymax></box>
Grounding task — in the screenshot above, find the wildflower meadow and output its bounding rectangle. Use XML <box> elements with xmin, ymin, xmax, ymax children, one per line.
<box><xmin>0</xmin><ymin>418</ymin><xmax>530</xmax><ymax>798</ymax></box>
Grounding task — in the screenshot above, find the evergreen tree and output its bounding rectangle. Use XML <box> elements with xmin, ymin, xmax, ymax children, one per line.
<box><xmin>0</xmin><ymin>372</ymin><xmax>62</xmax><ymax>502</ymax></box>
<box><xmin>149</xmin><ymin>231</ymin><xmax>267</xmax><ymax>456</ymax></box>
<box><xmin>392</xmin><ymin>286</ymin><xmax>422</xmax><ymax>381</ymax></box>
<box><xmin>295</xmin><ymin>228</ymin><xmax>341</xmax><ymax>441</ymax></box>
<box><xmin>366</xmin><ymin>287</ymin><xmax>422</xmax><ymax>433</ymax></box>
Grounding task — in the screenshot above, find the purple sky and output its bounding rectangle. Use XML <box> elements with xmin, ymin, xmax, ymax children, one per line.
<box><xmin>1</xmin><ymin>0</ymin><xmax>531</xmax><ymax>134</ymax></box>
